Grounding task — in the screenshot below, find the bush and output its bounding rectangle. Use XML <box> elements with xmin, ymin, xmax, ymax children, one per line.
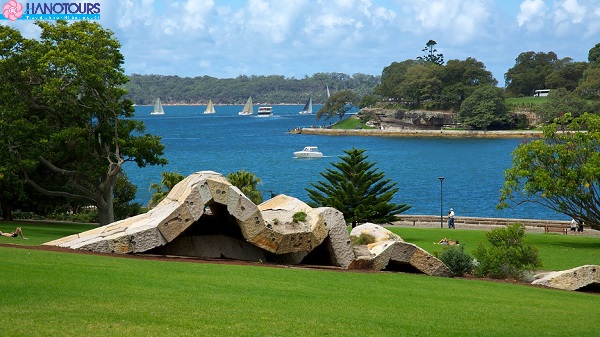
<box><xmin>472</xmin><ymin>223</ymin><xmax>542</xmax><ymax>280</ymax></box>
<box><xmin>292</xmin><ymin>211</ymin><xmax>307</xmax><ymax>222</ymax></box>
<box><xmin>350</xmin><ymin>233</ymin><xmax>376</xmax><ymax>245</ymax></box>
<box><xmin>438</xmin><ymin>245</ymin><xmax>474</xmax><ymax>276</ymax></box>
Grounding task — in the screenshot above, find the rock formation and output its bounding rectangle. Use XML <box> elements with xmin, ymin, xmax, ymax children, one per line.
<box><xmin>348</xmin><ymin>223</ymin><xmax>453</xmax><ymax>277</ymax></box>
<box><xmin>45</xmin><ymin>171</ymin><xmax>452</xmax><ymax>277</ymax></box>
<box><xmin>359</xmin><ymin>108</ymin><xmax>455</xmax><ymax>130</ymax></box>
<box><xmin>532</xmin><ymin>265</ymin><xmax>600</xmax><ymax>291</ymax></box>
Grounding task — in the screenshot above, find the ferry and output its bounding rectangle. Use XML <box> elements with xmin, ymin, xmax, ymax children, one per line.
<box><xmin>257</xmin><ymin>106</ymin><xmax>273</xmax><ymax>117</ymax></box>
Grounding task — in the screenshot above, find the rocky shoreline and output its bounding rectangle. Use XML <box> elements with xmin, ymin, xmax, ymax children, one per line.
<box><xmin>295</xmin><ymin>127</ymin><xmax>543</xmax><ymax>138</ymax></box>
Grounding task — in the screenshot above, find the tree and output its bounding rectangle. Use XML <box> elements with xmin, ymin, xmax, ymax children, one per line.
<box><xmin>577</xmin><ymin>68</ymin><xmax>600</xmax><ymax>100</ymax></box>
<box><xmin>499</xmin><ymin>113</ymin><xmax>600</xmax><ymax>230</ymax></box>
<box><xmin>544</xmin><ymin>59</ymin><xmax>587</xmax><ymax>91</ymax></box>
<box><xmin>505</xmin><ymin>51</ymin><xmax>558</xmax><ymax>96</ymax></box>
<box><xmin>316</xmin><ymin>90</ymin><xmax>359</xmax><ymax>122</ymax></box>
<box><xmin>0</xmin><ymin>21</ymin><xmax>167</xmax><ymax>225</ymax></box>
<box><xmin>374</xmin><ymin>59</ymin><xmax>420</xmax><ymax>101</ymax></box>
<box><xmin>439</xmin><ymin>57</ymin><xmax>497</xmax><ymax>110</ymax></box>
<box><xmin>226</xmin><ymin>170</ymin><xmax>263</xmax><ymax>205</ymax></box>
<box><xmin>148</xmin><ymin>172</ymin><xmax>185</xmax><ymax>208</ymax></box>
<box><xmin>457</xmin><ymin>85</ymin><xmax>509</xmax><ymax>129</ymax></box>
<box><xmin>417</xmin><ymin>39</ymin><xmax>444</xmax><ymax>66</ymax></box>
<box><xmin>588</xmin><ymin>42</ymin><xmax>600</xmax><ymax>67</ymax></box>
<box><xmin>538</xmin><ymin>88</ymin><xmax>589</xmax><ymax>123</ymax></box>
<box><xmin>306</xmin><ymin>148</ymin><xmax>411</xmax><ymax>225</ymax></box>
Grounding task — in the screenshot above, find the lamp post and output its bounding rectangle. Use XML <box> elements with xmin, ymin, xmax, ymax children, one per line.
<box><xmin>438</xmin><ymin>177</ymin><xmax>445</xmax><ymax>228</ymax></box>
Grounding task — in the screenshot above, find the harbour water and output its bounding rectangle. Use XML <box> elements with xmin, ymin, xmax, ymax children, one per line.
<box><xmin>125</xmin><ymin>104</ymin><xmax>568</xmax><ymax>221</ymax></box>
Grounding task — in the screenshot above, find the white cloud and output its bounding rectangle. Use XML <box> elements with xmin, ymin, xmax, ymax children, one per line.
<box><xmin>517</xmin><ymin>0</ymin><xmax>547</xmax><ymax>28</ymax></box>
<box><xmin>402</xmin><ymin>0</ymin><xmax>492</xmax><ymax>44</ymax></box>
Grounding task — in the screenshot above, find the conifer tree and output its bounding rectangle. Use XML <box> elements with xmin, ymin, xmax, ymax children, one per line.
<box><xmin>306</xmin><ymin>148</ymin><xmax>410</xmax><ymax>225</ymax></box>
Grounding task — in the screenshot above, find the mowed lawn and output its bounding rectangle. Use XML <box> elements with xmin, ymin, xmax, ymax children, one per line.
<box><xmin>1</xmin><ymin>221</ymin><xmax>599</xmax><ymax>336</ymax></box>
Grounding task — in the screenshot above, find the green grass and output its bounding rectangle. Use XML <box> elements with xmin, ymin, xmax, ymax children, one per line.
<box><xmin>387</xmin><ymin>227</ymin><xmax>600</xmax><ymax>271</ymax></box>
<box><xmin>1</xmin><ymin>221</ymin><xmax>599</xmax><ymax>336</ymax></box>
<box><xmin>331</xmin><ymin>116</ymin><xmax>374</xmax><ymax>129</ymax></box>
<box><xmin>505</xmin><ymin>96</ymin><xmax>549</xmax><ymax>105</ymax></box>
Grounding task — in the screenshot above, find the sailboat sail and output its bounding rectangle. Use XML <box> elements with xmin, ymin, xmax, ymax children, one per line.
<box><xmin>151</xmin><ymin>98</ymin><xmax>164</xmax><ymax>115</ymax></box>
<box><xmin>238</xmin><ymin>96</ymin><xmax>253</xmax><ymax>115</ymax></box>
<box><xmin>203</xmin><ymin>99</ymin><xmax>216</xmax><ymax>114</ymax></box>
<box><xmin>326</xmin><ymin>85</ymin><xmax>330</xmax><ymax>98</ymax></box>
<box><xmin>299</xmin><ymin>96</ymin><xmax>313</xmax><ymax>114</ymax></box>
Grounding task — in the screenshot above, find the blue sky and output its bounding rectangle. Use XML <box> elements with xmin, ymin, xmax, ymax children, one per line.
<box><xmin>3</xmin><ymin>0</ymin><xmax>599</xmax><ymax>86</ymax></box>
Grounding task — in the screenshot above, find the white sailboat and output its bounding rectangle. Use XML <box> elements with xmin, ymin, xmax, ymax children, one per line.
<box><xmin>298</xmin><ymin>97</ymin><xmax>313</xmax><ymax>114</ymax></box>
<box><xmin>150</xmin><ymin>98</ymin><xmax>164</xmax><ymax>115</ymax></box>
<box><xmin>326</xmin><ymin>85</ymin><xmax>331</xmax><ymax>98</ymax></box>
<box><xmin>238</xmin><ymin>96</ymin><xmax>253</xmax><ymax>115</ymax></box>
<box><xmin>203</xmin><ymin>99</ymin><xmax>216</xmax><ymax>114</ymax></box>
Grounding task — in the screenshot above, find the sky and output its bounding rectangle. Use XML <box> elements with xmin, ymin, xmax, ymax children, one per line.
<box><xmin>2</xmin><ymin>0</ymin><xmax>600</xmax><ymax>86</ymax></box>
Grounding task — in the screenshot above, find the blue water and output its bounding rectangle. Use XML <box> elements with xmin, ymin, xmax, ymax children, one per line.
<box><xmin>125</xmin><ymin>105</ymin><xmax>568</xmax><ymax>221</ymax></box>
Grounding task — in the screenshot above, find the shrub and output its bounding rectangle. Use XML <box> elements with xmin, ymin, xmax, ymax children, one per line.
<box><xmin>350</xmin><ymin>233</ymin><xmax>376</xmax><ymax>245</ymax></box>
<box><xmin>439</xmin><ymin>245</ymin><xmax>474</xmax><ymax>276</ymax></box>
<box><xmin>472</xmin><ymin>223</ymin><xmax>542</xmax><ymax>280</ymax></box>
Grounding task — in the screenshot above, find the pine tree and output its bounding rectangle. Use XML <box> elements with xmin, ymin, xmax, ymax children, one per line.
<box><xmin>306</xmin><ymin>148</ymin><xmax>411</xmax><ymax>225</ymax></box>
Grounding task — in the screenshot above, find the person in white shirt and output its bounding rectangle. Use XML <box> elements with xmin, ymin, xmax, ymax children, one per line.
<box><xmin>447</xmin><ymin>208</ymin><xmax>455</xmax><ymax>229</ymax></box>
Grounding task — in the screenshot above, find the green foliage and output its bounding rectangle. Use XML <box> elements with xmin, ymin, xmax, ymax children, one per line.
<box><xmin>417</xmin><ymin>39</ymin><xmax>444</xmax><ymax>66</ymax></box>
<box><xmin>458</xmin><ymin>85</ymin><xmax>510</xmax><ymax>129</ymax></box>
<box><xmin>292</xmin><ymin>211</ymin><xmax>307</xmax><ymax>223</ymax></box>
<box><xmin>149</xmin><ymin>171</ymin><xmax>185</xmax><ymax>208</ymax></box>
<box><xmin>499</xmin><ymin>113</ymin><xmax>600</xmax><ymax>229</ymax></box>
<box><xmin>472</xmin><ymin>223</ymin><xmax>542</xmax><ymax>280</ymax></box>
<box><xmin>226</xmin><ymin>170</ymin><xmax>263</xmax><ymax>205</ymax></box>
<box><xmin>123</xmin><ymin>72</ymin><xmax>380</xmax><ymax>105</ymax></box>
<box><xmin>316</xmin><ymin>90</ymin><xmax>359</xmax><ymax>121</ymax></box>
<box><xmin>358</xmin><ymin>94</ymin><xmax>379</xmax><ymax>108</ymax></box>
<box><xmin>538</xmin><ymin>87</ymin><xmax>589</xmax><ymax>123</ymax></box>
<box><xmin>505</xmin><ymin>51</ymin><xmax>560</xmax><ymax>97</ymax></box>
<box><xmin>306</xmin><ymin>148</ymin><xmax>411</xmax><ymax>224</ymax></box>
<box><xmin>438</xmin><ymin>245</ymin><xmax>474</xmax><ymax>276</ymax></box>
<box><xmin>331</xmin><ymin>116</ymin><xmax>373</xmax><ymax>130</ymax></box>
<box><xmin>350</xmin><ymin>232</ymin><xmax>377</xmax><ymax>245</ymax></box>
<box><xmin>0</xmin><ymin>21</ymin><xmax>167</xmax><ymax>226</ymax></box>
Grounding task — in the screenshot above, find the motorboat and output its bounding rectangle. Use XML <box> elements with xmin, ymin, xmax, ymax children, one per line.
<box><xmin>257</xmin><ymin>106</ymin><xmax>273</xmax><ymax>117</ymax></box>
<box><xmin>294</xmin><ymin>146</ymin><xmax>323</xmax><ymax>158</ymax></box>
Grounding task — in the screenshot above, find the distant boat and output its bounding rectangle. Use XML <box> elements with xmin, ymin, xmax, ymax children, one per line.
<box><xmin>203</xmin><ymin>99</ymin><xmax>216</xmax><ymax>114</ymax></box>
<box><xmin>294</xmin><ymin>146</ymin><xmax>323</xmax><ymax>158</ymax></box>
<box><xmin>257</xmin><ymin>106</ymin><xmax>273</xmax><ymax>117</ymax></box>
<box><xmin>298</xmin><ymin>97</ymin><xmax>313</xmax><ymax>115</ymax></box>
<box><xmin>150</xmin><ymin>98</ymin><xmax>164</xmax><ymax>115</ymax></box>
<box><xmin>238</xmin><ymin>96</ymin><xmax>253</xmax><ymax>115</ymax></box>
<box><xmin>326</xmin><ymin>85</ymin><xmax>331</xmax><ymax>98</ymax></box>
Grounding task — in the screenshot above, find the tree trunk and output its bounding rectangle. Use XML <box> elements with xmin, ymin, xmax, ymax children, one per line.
<box><xmin>96</xmin><ymin>188</ymin><xmax>114</xmax><ymax>226</ymax></box>
<box><xmin>1</xmin><ymin>200</ymin><xmax>13</xmax><ymax>221</ymax></box>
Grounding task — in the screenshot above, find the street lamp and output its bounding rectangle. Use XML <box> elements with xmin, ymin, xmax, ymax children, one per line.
<box><xmin>438</xmin><ymin>177</ymin><xmax>445</xmax><ymax>228</ymax></box>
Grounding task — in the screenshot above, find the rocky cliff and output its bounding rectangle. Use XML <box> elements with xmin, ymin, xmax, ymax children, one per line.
<box><xmin>358</xmin><ymin>108</ymin><xmax>455</xmax><ymax>130</ymax></box>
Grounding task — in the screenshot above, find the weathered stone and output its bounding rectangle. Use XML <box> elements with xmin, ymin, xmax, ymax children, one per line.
<box><xmin>359</xmin><ymin>108</ymin><xmax>455</xmax><ymax>130</ymax></box>
<box><xmin>532</xmin><ymin>265</ymin><xmax>600</xmax><ymax>291</ymax></box>
<box><xmin>348</xmin><ymin>223</ymin><xmax>452</xmax><ymax>277</ymax></box>
<box><xmin>44</xmin><ymin>171</ymin><xmax>353</xmax><ymax>269</ymax></box>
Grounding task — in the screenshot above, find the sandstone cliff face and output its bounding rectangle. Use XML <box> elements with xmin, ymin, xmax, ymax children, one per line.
<box><xmin>358</xmin><ymin>108</ymin><xmax>455</xmax><ymax>130</ymax></box>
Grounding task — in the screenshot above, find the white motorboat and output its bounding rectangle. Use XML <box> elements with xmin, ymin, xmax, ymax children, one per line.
<box><xmin>257</xmin><ymin>106</ymin><xmax>273</xmax><ymax>117</ymax></box>
<box><xmin>294</xmin><ymin>146</ymin><xmax>323</xmax><ymax>158</ymax></box>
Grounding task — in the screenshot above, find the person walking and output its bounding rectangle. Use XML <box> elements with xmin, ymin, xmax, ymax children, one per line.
<box><xmin>447</xmin><ymin>208</ymin><xmax>455</xmax><ymax>229</ymax></box>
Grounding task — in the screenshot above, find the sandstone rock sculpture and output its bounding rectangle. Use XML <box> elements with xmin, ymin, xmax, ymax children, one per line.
<box><xmin>45</xmin><ymin>171</ymin><xmax>354</xmax><ymax>268</ymax></box>
<box><xmin>348</xmin><ymin>223</ymin><xmax>452</xmax><ymax>277</ymax></box>
<box><xmin>45</xmin><ymin>172</ymin><xmax>452</xmax><ymax>277</ymax></box>
<box><xmin>532</xmin><ymin>265</ymin><xmax>600</xmax><ymax>291</ymax></box>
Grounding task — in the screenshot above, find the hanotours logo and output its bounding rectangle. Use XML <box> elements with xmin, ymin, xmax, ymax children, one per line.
<box><xmin>2</xmin><ymin>0</ymin><xmax>23</xmax><ymax>21</ymax></box>
<box><xmin>2</xmin><ymin>1</ymin><xmax>101</xmax><ymax>21</ymax></box>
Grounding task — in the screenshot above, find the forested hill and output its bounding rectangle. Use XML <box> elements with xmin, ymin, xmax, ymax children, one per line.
<box><xmin>122</xmin><ymin>72</ymin><xmax>380</xmax><ymax>105</ymax></box>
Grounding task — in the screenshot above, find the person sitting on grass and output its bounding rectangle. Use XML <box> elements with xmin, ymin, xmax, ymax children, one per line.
<box><xmin>435</xmin><ymin>238</ymin><xmax>459</xmax><ymax>245</ymax></box>
<box><xmin>0</xmin><ymin>227</ymin><xmax>27</xmax><ymax>239</ymax></box>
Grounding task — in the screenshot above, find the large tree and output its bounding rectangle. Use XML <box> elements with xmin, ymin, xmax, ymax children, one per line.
<box><xmin>306</xmin><ymin>148</ymin><xmax>411</xmax><ymax>225</ymax></box>
<box><xmin>457</xmin><ymin>85</ymin><xmax>509</xmax><ymax>129</ymax></box>
<box><xmin>316</xmin><ymin>90</ymin><xmax>359</xmax><ymax>122</ymax></box>
<box><xmin>439</xmin><ymin>57</ymin><xmax>497</xmax><ymax>110</ymax></box>
<box><xmin>505</xmin><ymin>51</ymin><xmax>559</xmax><ymax>96</ymax></box>
<box><xmin>0</xmin><ymin>21</ymin><xmax>166</xmax><ymax>225</ymax></box>
<box><xmin>499</xmin><ymin>113</ymin><xmax>600</xmax><ymax>230</ymax></box>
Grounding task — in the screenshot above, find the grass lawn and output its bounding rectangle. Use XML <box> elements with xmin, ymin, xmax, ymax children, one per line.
<box><xmin>1</xmin><ymin>221</ymin><xmax>599</xmax><ymax>336</ymax></box>
<box><xmin>331</xmin><ymin>116</ymin><xmax>374</xmax><ymax>130</ymax></box>
<box><xmin>505</xmin><ymin>96</ymin><xmax>548</xmax><ymax>105</ymax></box>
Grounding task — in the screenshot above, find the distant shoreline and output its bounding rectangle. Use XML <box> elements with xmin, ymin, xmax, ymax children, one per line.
<box><xmin>293</xmin><ymin>128</ymin><xmax>543</xmax><ymax>139</ymax></box>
